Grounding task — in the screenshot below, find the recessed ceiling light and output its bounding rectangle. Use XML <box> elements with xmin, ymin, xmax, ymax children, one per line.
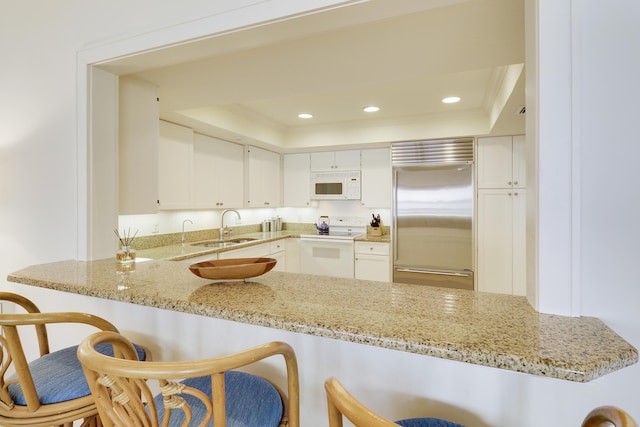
<box><xmin>363</xmin><ymin>106</ymin><xmax>380</xmax><ymax>113</ymax></box>
<box><xmin>442</xmin><ymin>96</ymin><xmax>461</xmax><ymax>104</ymax></box>
<box><xmin>298</xmin><ymin>113</ymin><xmax>313</xmax><ymax>119</ymax></box>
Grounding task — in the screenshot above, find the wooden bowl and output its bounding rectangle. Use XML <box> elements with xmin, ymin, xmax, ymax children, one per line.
<box><xmin>189</xmin><ymin>257</ymin><xmax>277</xmax><ymax>280</ymax></box>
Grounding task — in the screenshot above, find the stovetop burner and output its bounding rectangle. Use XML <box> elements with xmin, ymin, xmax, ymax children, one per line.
<box><xmin>300</xmin><ymin>227</ymin><xmax>366</xmax><ymax>240</ymax></box>
<box><xmin>300</xmin><ymin>216</ymin><xmax>367</xmax><ymax>240</ymax></box>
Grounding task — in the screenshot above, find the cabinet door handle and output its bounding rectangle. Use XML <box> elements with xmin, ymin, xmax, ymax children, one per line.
<box><xmin>508</xmin><ymin>181</ymin><xmax>512</xmax><ymax>186</ymax></box>
<box><xmin>514</xmin><ymin>181</ymin><xmax>518</xmax><ymax>186</ymax></box>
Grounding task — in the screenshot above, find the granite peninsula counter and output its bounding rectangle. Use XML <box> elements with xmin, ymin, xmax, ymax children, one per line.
<box><xmin>7</xmin><ymin>257</ymin><xmax>637</xmax><ymax>383</ymax></box>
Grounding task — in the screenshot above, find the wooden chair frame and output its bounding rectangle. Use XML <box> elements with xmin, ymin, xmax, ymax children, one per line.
<box><xmin>0</xmin><ymin>291</ymin><xmax>120</xmax><ymax>427</ymax></box>
<box><xmin>78</xmin><ymin>330</ymin><xmax>300</xmax><ymax>427</ymax></box>
<box><xmin>327</xmin><ymin>377</ymin><xmax>637</xmax><ymax>427</ymax></box>
<box><xmin>325</xmin><ymin>376</ymin><xmax>405</xmax><ymax>427</ymax></box>
<box><xmin>582</xmin><ymin>406</ymin><xmax>638</xmax><ymax>427</ymax></box>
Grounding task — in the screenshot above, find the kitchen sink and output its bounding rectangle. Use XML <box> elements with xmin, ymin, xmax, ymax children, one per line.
<box><xmin>191</xmin><ymin>237</ymin><xmax>258</xmax><ymax>248</ymax></box>
<box><xmin>229</xmin><ymin>238</ymin><xmax>258</xmax><ymax>243</ymax></box>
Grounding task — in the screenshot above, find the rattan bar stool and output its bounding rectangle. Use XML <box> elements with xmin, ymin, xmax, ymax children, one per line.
<box><xmin>582</xmin><ymin>406</ymin><xmax>637</xmax><ymax>427</ymax></box>
<box><xmin>325</xmin><ymin>377</ymin><xmax>465</xmax><ymax>427</ymax></box>
<box><xmin>0</xmin><ymin>292</ymin><xmax>148</xmax><ymax>427</ymax></box>
<box><xmin>78</xmin><ymin>330</ymin><xmax>300</xmax><ymax>427</ymax></box>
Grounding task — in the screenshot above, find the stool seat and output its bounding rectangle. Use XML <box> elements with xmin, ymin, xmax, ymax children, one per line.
<box><xmin>396</xmin><ymin>418</ymin><xmax>465</xmax><ymax>427</ymax></box>
<box><xmin>8</xmin><ymin>343</ymin><xmax>147</xmax><ymax>405</ymax></box>
<box><xmin>154</xmin><ymin>371</ymin><xmax>283</xmax><ymax>426</ymax></box>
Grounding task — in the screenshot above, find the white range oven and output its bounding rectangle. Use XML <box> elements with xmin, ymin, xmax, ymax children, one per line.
<box><xmin>299</xmin><ymin>220</ymin><xmax>365</xmax><ymax>278</ymax></box>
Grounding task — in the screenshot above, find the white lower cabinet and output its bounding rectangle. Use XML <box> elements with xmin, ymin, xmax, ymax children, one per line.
<box><xmin>183</xmin><ymin>252</ymin><xmax>218</xmax><ymax>263</ymax></box>
<box><xmin>354</xmin><ymin>241</ymin><xmax>391</xmax><ymax>282</ymax></box>
<box><xmin>285</xmin><ymin>238</ymin><xmax>300</xmax><ymax>273</ymax></box>
<box><xmin>218</xmin><ymin>241</ymin><xmax>287</xmax><ymax>272</ymax></box>
<box><xmin>218</xmin><ymin>243</ymin><xmax>270</xmax><ymax>259</ymax></box>
<box><xmin>477</xmin><ymin>189</ymin><xmax>526</xmax><ymax>295</ymax></box>
<box><xmin>269</xmin><ymin>241</ymin><xmax>286</xmax><ymax>272</ymax></box>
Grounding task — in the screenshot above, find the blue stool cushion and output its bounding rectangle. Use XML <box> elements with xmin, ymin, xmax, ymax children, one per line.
<box><xmin>154</xmin><ymin>370</ymin><xmax>283</xmax><ymax>427</ymax></box>
<box><xmin>8</xmin><ymin>342</ymin><xmax>147</xmax><ymax>405</ymax></box>
<box><xmin>396</xmin><ymin>418</ymin><xmax>466</xmax><ymax>427</ymax></box>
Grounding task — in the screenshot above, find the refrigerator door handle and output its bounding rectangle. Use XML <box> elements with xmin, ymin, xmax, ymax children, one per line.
<box><xmin>395</xmin><ymin>268</ymin><xmax>472</xmax><ymax>277</ymax></box>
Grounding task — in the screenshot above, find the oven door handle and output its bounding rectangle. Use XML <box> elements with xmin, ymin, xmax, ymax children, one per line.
<box><xmin>395</xmin><ymin>268</ymin><xmax>472</xmax><ymax>277</ymax></box>
<box><xmin>300</xmin><ymin>237</ymin><xmax>353</xmax><ymax>243</ymax></box>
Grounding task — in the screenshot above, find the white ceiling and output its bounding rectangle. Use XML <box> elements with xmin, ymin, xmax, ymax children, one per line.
<box><xmin>101</xmin><ymin>0</ymin><xmax>525</xmax><ymax>151</ymax></box>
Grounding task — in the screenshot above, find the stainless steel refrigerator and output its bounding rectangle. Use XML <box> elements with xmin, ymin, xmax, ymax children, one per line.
<box><xmin>392</xmin><ymin>139</ymin><xmax>474</xmax><ymax>290</ymax></box>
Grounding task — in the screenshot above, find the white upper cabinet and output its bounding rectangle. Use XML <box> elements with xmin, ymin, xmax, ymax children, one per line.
<box><xmin>511</xmin><ymin>135</ymin><xmax>526</xmax><ymax>188</ymax></box>
<box><xmin>158</xmin><ymin>120</ymin><xmax>193</xmax><ymax>210</ymax></box>
<box><xmin>245</xmin><ymin>146</ymin><xmax>281</xmax><ymax>208</ymax></box>
<box><xmin>310</xmin><ymin>150</ymin><xmax>360</xmax><ymax>171</ymax></box>
<box><xmin>118</xmin><ymin>76</ymin><xmax>159</xmax><ymax>215</ymax></box>
<box><xmin>477</xmin><ymin>135</ymin><xmax>526</xmax><ymax>189</ymax></box>
<box><xmin>360</xmin><ymin>148</ymin><xmax>391</xmax><ymax>208</ymax></box>
<box><xmin>193</xmin><ymin>134</ymin><xmax>244</xmax><ymax>209</ymax></box>
<box><xmin>283</xmin><ymin>153</ymin><xmax>311</xmax><ymax>207</ymax></box>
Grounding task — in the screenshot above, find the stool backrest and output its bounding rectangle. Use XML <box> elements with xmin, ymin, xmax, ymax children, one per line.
<box><xmin>325</xmin><ymin>377</ymin><xmax>402</xmax><ymax>427</ymax></box>
<box><xmin>0</xmin><ymin>291</ymin><xmax>118</xmax><ymax>426</ymax></box>
<box><xmin>78</xmin><ymin>331</ymin><xmax>300</xmax><ymax>427</ymax></box>
<box><xmin>327</xmin><ymin>377</ymin><xmax>638</xmax><ymax>427</ymax></box>
<box><xmin>582</xmin><ymin>406</ymin><xmax>638</xmax><ymax>427</ymax></box>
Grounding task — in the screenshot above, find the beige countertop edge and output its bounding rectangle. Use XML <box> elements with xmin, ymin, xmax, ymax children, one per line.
<box><xmin>6</xmin><ymin>259</ymin><xmax>638</xmax><ymax>383</ymax></box>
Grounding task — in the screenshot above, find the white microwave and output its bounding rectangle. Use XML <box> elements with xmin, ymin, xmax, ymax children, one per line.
<box><xmin>310</xmin><ymin>171</ymin><xmax>361</xmax><ymax>200</ymax></box>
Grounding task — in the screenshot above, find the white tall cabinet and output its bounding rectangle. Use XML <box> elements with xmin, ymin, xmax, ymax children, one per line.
<box><xmin>118</xmin><ymin>76</ymin><xmax>159</xmax><ymax>215</ymax></box>
<box><xmin>476</xmin><ymin>135</ymin><xmax>526</xmax><ymax>295</ymax></box>
<box><xmin>158</xmin><ymin>120</ymin><xmax>193</xmax><ymax>210</ymax></box>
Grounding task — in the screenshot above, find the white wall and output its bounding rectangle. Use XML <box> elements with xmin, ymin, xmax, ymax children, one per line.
<box><xmin>576</xmin><ymin>0</ymin><xmax>640</xmax><ymax>364</ymax></box>
<box><xmin>2</xmin><ymin>0</ymin><xmax>640</xmax><ymax>425</ymax></box>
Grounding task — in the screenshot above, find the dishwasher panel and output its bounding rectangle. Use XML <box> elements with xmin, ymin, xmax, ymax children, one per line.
<box><xmin>300</xmin><ymin>238</ymin><xmax>354</xmax><ymax>278</ymax></box>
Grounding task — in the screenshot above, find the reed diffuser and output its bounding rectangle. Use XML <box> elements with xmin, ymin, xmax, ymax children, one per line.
<box><xmin>114</xmin><ymin>228</ymin><xmax>138</xmax><ymax>264</ymax></box>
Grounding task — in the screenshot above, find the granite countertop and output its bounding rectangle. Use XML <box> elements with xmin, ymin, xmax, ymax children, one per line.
<box><xmin>135</xmin><ymin>230</ymin><xmax>390</xmax><ymax>261</ymax></box>
<box><xmin>355</xmin><ymin>234</ymin><xmax>391</xmax><ymax>243</ymax></box>
<box><xmin>7</xmin><ymin>257</ymin><xmax>637</xmax><ymax>382</ymax></box>
<box><xmin>136</xmin><ymin>231</ymin><xmax>299</xmax><ymax>261</ymax></box>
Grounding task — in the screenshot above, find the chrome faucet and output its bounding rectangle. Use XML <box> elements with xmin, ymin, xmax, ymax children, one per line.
<box><xmin>181</xmin><ymin>219</ymin><xmax>193</xmax><ymax>246</ymax></box>
<box><xmin>220</xmin><ymin>209</ymin><xmax>241</xmax><ymax>240</ymax></box>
